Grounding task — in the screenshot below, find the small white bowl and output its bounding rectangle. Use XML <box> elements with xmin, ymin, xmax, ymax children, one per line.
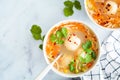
<box><xmin>43</xmin><ymin>20</ymin><xmax>101</xmax><ymax>78</ymax></box>
<box><xmin>84</xmin><ymin>0</ymin><xmax>120</xmax><ymax>30</ymax></box>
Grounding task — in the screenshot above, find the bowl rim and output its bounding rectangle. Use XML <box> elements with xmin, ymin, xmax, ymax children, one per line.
<box><xmin>43</xmin><ymin>20</ymin><xmax>101</xmax><ymax>78</ymax></box>
<box><xmin>84</xmin><ymin>0</ymin><xmax>120</xmax><ymax>30</ymax></box>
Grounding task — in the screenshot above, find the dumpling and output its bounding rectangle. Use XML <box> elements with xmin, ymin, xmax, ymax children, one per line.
<box><xmin>64</xmin><ymin>33</ymin><xmax>81</xmax><ymax>51</ymax></box>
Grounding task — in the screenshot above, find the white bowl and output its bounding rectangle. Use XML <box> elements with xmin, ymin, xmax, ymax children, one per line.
<box><xmin>84</xmin><ymin>0</ymin><xmax>120</xmax><ymax>30</ymax></box>
<box><xmin>43</xmin><ymin>20</ymin><xmax>101</xmax><ymax>78</ymax></box>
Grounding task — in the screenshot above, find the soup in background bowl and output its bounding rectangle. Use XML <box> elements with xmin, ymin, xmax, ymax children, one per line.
<box><xmin>43</xmin><ymin>20</ymin><xmax>100</xmax><ymax>77</ymax></box>
<box><xmin>85</xmin><ymin>0</ymin><xmax>120</xmax><ymax>30</ymax></box>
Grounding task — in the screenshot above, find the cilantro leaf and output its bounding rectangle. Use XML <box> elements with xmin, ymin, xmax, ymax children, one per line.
<box><xmin>91</xmin><ymin>51</ymin><xmax>96</xmax><ymax>60</ymax></box>
<box><xmin>64</xmin><ymin>7</ymin><xmax>74</xmax><ymax>17</ymax></box>
<box><xmin>31</xmin><ymin>25</ymin><xmax>42</xmax><ymax>34</ymax></box>
<box><xmin>63</xmin><ymin>0</ymin><xmax>82</xmax><ymax>17</ymax></box>
<box><xmin>64</xmin><ymin>0</ymin><xmax>73</xmax><ymax>8</ymax></box>
<box><xmin>69</xmin><ymin>61</ymin><xmax>75</xmax><ymax>72</ymax></box>
<box><xmin>56</xmin><ymin>39</ymin><xmax>64</xmax><ymax>44</ymax></box>
<box><xmin>50</xmin><ymin>27</ymin><xmax>67</xmax><ymax>45</ymax></box>
<box><xmin>85</xmin><ymin>49</ymin><xmax>96</xmax><ymax>60</ymax></box>
<box><xmin>30</xmin><ymin>24</ymin><xmax>45</xmax><ymax>51</ymax></box>
<box><xmin>61</xmin><ymin>27</ymin><xmax>68</xmax><ymax>37</ymax></box>
<box><xmin>85</xmin><ymin>53</ymin><xmax>92</xmax><ymax>63</ymax></box>
<box><xmin>33</xmin><ymin>34</ymin><xmax>41</xmax><ymax>40</ymax></box>
<box><xmin>74</xmin><ymin>0</ymin><xmax>81</xmax><ymax>10</ymax></box>
<box><xmin>30</xmin><ymin>25</ymin><xmax>42</xmax><ymax>40</ymax></box>
<box><xmin>85</xmin><ymin>49</ymin><xmax>93</xmax><ymax>54</ymax></box>
<box><xmin>56</xmin><ymin>30</ymin><xmax>63</xmax><ymax>39</ymax></box>
<box><xmin>82</xmin><ymin>40</ymin><xmax>92</xmax><ymax>50</ymax></box>
<box><xmin>79</xmin><ymin>56</ymin><xmax>86</xmax><ymax>63</ymax></box>
<box><xmin>39</xmin><ymin>44</ymin><xmax>43</xmax><ymax>50</ymax></box>
<box><xmin>50</xmin><ymin>34</ymin><xmax>57</xmax><ymax>42</ymax></box>
<box><xmin>42</xmin><ymin>35</ymin><xmax>45</xmax><ymax>41</ymax></box>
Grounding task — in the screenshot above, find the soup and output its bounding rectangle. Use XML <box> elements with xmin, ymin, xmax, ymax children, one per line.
<box><xmin>86</xmin><ymin>0</ymin><xmax>120</xmax><ymax>29</ymax></box>
<box><xmin>45</xmin><ymin>21</ymin><xmax>99</xmax><ymax>74</ymax></box>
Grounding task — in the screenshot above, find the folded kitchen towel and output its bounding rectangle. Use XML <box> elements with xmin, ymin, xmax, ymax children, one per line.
<box><xmin>72</xmin><ymin>30</ymin><xmax>120</xmax><ymax>80</ymax></box>
<box><xmin>100</xmin><ymin>30</ymin><xmax>120</xmax><ymax>80</ymax></box>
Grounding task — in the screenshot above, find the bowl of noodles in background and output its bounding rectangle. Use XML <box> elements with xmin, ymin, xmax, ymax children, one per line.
<box><xmin>84</xmin><ymin>0</ymin><xmax>120</xmax><ymax>30</ymax></box>
<box><xmin>43</xmin><ymin>20</ymin><xmax>101</xmax><ymax>77</ymax></box>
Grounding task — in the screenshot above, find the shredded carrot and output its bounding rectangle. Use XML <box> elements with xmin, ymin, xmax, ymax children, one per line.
<box><xmin>87</xmin><ymin>62</ymin><xmax>93</xmax><ymax>68</ymax></box>
<box><xmin>52</xmin><ymin>45</ymin><xmax>60</xmax><ymax>57</ymax></box>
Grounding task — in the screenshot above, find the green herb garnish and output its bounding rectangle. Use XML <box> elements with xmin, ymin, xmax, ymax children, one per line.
<box><xmin>82</xmin><ymin>40</ymin><xmax>92</xmax><ymax>50</ymax></box>
<box><xmin>41</xmin><ymin>35</ymin><xmax>45</xmax><ymax>41</ymax></box>
<box><xmin>91</xmin><ymin>51</ymin><xmax>96</xmax><ymax>59</ymax></box>
<box><xmin>30</xmin><ymin>25</ymin><xmax>42</xmax><ymax>40</ymax></box>
<box><xmin>32</xmin><ymin>34</ymin><xmax>41</xmax><ymax>40</ymax></box>
<box><xmin>79</xmin><ymin>56</ymin><xmax>86</xmax><ymax>63</ymax></box>
<box><xmin>39</xmin><ymin>44</ymin><xmax>43</xmax><ymax>50</ymax></box>
<box><xmin>69</xmin><ymin>60</ymin><xmax>75</xmax><ymax>72</ymax></box>
<box><xmin>85</xmin><ymin>49</ymin><xmax>96</xmax><ymax>60</ymax></box>
<box><xmin>50</xmin><ymin>27</ymin><xmax>68</xmax><ymax>44</ymax></box>
<box><xmin>79</xmin><ymin>52</ymin><xmax>93</xmax><ymax>63</ymax></box>
<box><xmin>64</xmin><ymin>7</ymin><xmax>74</xmax><ymax>17</ymax></box>
<box><xmin>64</xmin><ymin>0</ymin><xmax>73</xmax><ymax>8</ymax></box>
<box><xmin>50</xmin><ymin>34</ymin><xmax>57</xmax><ymax>42</ymax></box>
<box><xmin>56</xmin><ymin>30</ymin><xmax>63</xmax><ymax>39</ymax></box>
<box><xmin>74</xmin><ymin>0</ymin><xmax>81</xmax><ymax>10</ymax></box>
<box><xmin>63</xmin><ymin>0</ymin><xmax>81</xmax><ymax>17</ymax></box>
<box><xmin>61</xmin><ymin>27</ymin><xmax>68</xmax><ymax>37</ymax></box>
<box><xmin>56</xmin><ymin>39</ymin><xmax>64</xmax><ymax>44</ymax></box>
<box><xmin>79</xmin><ymin>40</ymin><xmax>97</xmax><ymax>63</ymax></box>
<box><xmin>85</xmin><ymin>49</ymin><xmax>93</xmax><ymax>54</ymax></box>
<box><xmin>30</xmin><ymin>25</ymin><xmax>45</xmax><ymax>50</ymax></box>
<box><xmin>85</xmin><ymin>53</ymin><xmax>92</xmax><ymax>63</ymax></box>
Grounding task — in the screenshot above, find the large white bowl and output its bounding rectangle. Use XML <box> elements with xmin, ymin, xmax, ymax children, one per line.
<box><xmin>43</xmin><ymin>20</ymin><xmax>101</xmax><ymax>78</ymax></box>
<box><xmin>84</xmin><ymin>0</ymin><xmax>120</xmax><ymax>30</ymax></box>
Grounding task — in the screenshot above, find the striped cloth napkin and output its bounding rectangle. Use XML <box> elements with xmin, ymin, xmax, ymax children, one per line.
<box><xmin>72</xmin><ymin>30</ymin><xmax>120</xmax><ymax>80</ymax></box>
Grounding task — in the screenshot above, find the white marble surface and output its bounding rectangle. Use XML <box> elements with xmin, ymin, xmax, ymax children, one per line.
<box><xmin>0</xmin><ymin>0</ymin><xmax>112</xmax><ymax>80</ymax></box>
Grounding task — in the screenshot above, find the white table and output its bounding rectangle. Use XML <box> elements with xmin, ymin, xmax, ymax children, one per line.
<box><xmin>0</xmin><ymin>0</ymin><xmax>111</xmax><ymax>80</ymax></box>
